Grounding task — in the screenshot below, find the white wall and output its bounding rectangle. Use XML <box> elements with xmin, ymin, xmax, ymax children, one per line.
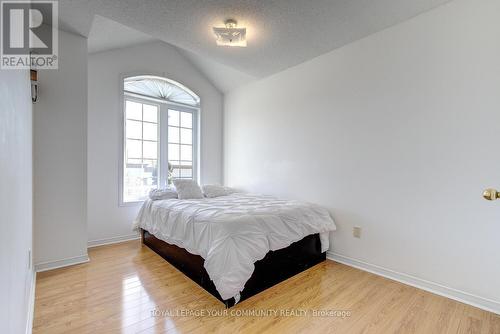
<box><xmin>0</xmin><ymin>70</ymin><xmax>34</xmax><ymax>333</ymax></box>
<box><xmin>225</xmin><ymin>0</ymin><xmax>500</xmax><ymax>311</ymax></box>
<box><xmin>33</xmin><ymin>29</ymin><xmax>88</xmax><ymax>269</ymax></box>
<box><xmin>87</xmin><ymin>42</ymin><xmax>223</xmax><ymax>244</ymax></box>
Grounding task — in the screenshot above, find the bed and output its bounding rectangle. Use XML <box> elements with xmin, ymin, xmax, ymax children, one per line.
<box><xmin>134</xmin><ymin>192</ymin><xmax>336</xmax><ymax>307</ymax></box>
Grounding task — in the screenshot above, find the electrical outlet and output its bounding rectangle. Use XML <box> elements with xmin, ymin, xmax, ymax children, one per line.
<box><xmin>353</xmin><ymin>227</ymin><xmax>361</xmax><ymax>238</ymax></box>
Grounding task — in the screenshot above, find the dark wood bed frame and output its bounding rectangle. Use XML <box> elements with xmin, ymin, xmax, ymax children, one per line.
<box><xmin>141</xmin><ymin>229</ymin><xmax>326</xmax><ymax>307</ymax></box>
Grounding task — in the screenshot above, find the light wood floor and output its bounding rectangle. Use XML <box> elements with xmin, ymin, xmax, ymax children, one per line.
<box><xmin>33</xmin><ymin>240</ymin><xmax>499</xmax><ymax>334</ymax></box>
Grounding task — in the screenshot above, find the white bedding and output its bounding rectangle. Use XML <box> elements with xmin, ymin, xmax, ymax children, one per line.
<box><xmin>133</xmin><ymin>193</ymin><xmax>336</xmax><ymax>301</ymax></box>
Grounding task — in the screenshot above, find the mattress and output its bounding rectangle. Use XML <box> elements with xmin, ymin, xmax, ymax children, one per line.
<box><xmin>133</xmin><ymin>192</ymin><xmax>336</xmax><ymax>301</ymax></box>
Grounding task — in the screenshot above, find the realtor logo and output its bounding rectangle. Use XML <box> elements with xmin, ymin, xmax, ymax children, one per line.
<box><xmin>1</xmin><ymin>0</ymin><xmax>58</xmax><ymax>69</ymax></box>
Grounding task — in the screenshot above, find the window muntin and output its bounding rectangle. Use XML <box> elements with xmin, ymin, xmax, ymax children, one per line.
<box><xmin>167</xmin><ymin>109</ymin><xmax>194</xmax><ymax>179</ymax></box>
<box><xmin>121</xmin><ymin>76</ymin><xmax>199</xmax><ymax>204</ymax></box>
<box><xmin>123</xmin><ymin>100</ymin><xmax>159</xmax><ymax>203</ymax></box>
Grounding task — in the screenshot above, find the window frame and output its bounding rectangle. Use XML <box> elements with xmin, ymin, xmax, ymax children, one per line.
<box><xmin>119</xmin><ymin>75</ymin><xmax>200</xmax><ymax>206</ymax></box>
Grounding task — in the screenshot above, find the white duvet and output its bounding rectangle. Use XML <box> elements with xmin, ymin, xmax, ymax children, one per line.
<box><xmin>133</xmin><ymin>193</ymin><xmax>336</xmax><ymax>301</ymax></box>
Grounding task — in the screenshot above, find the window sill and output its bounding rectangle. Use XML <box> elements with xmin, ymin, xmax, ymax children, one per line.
<box><xmin>119</xmin><ymin>200</ymin><xmax>145</xmax><ymax>207</ymax></box>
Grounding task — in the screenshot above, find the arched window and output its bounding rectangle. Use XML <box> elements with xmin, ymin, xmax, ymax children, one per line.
<box><xmin>120</xmin><ymin>75</ymin><xmax>200</xmax><ymax>204</ymax></box>
<box><xmin>124</xmin><ymin>75</ymin><xmax>200</xmax><ymax>107</ymax></box>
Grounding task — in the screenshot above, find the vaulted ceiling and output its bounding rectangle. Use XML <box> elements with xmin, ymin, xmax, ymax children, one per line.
<box><xmin>62</xmin><ymin>0</ymin><xmax>452</xmax><ymax>91</ymax></box>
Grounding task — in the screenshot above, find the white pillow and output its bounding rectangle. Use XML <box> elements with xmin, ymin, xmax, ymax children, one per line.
<box><xmin>173</xmin><ymin>179</ymin><xmax>204</xmax><ymax>199</ymax></box>
<box><xmin>202</xmin><ymin>184</ymin><xmax>237</xmax><ymax>198</ymax></box>
<box><xmin>149</xmin><ymin>187</ymin><xmax>178</xmax><ymax>201</ymax></box>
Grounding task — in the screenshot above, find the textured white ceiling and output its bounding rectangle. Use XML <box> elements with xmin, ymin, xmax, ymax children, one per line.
<box><xmin>88</xmin><ymin>15</ymin><xmax>156</xmax><ymax>54</ymax></box>
<box><xmin>61</xmin><ymin>0</ymin><xmax>452</xmax><ymax>78</ymax></box>
<box><xmin>177</xmin><ymin>48</ymin><xmax>256</xmax><ymax>93</ymax></box>
<box><xmin>87</xmin><ymin>15</ymin><xmax>254</xmax><ymax>92</ymax></box>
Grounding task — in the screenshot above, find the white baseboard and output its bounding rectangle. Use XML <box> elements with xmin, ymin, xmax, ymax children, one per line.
<box><xmin>25</xmin><ymin>270</ymin><xmax>36</xmax><ymax>334</ymax></box>
<box><xmin>327</xmin><ymin>251</ymin><xmax>500</xmax><ymax>315</ymax></box>
<box><xmin>35</xmin><ymin>254</ymin><xmax>89</xmax><ymax>272</ymax></box>
<box><xmin>87</xmin><ymin>234</ymin><xmax>140</xmax><ymax>248</ymax></box>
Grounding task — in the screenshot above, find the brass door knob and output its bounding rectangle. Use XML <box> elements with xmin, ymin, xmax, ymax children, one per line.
<box><xmin>483</xmin><ymin>188</ymin><xmax>500</xmax><ymax>201</ymax></box>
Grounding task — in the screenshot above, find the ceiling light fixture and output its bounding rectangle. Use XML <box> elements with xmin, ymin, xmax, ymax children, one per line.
<box><xmin>213</xmin><ymin>19</ymin><xmax>247</xmax><ymax>47</ymax></box>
